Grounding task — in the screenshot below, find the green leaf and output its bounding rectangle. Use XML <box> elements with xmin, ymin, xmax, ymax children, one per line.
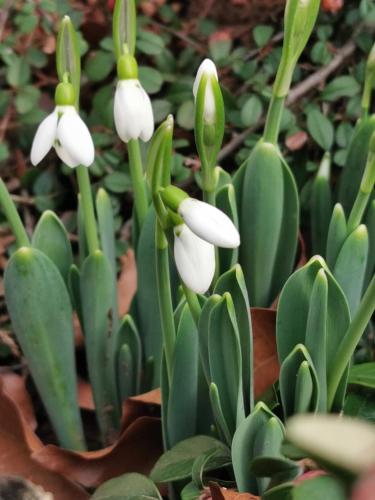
<box><xmin>349</xmin><ymin>363</ymin><xmax>375</xmax><ymax>388</ymax></box>
<box><xmin>333</xmin><ymin>225</ymin><xmax>369</xmax><ymax>316</ymax></box>
<box><xmin>92</xmin><ymin>473</ymin><xmax>162</xmax><ymax>500</ymax></box>
<box><xmin>321</xmin><ymin>76</ymin><xmax>360</xmax><ymax>102</ymax></box>
<box><xmin>209</xmin><ymin>37</ymin><xmax>232</xmax><ymax>62</ymax></box>
<box><xmin>181</xmin><ymin>482</ymin><xmax>202</xmax><ymax>500</ymax></box>
<box><xmin>139</xmin><ymin>66</ymin><xmax>163</xmax><ymax>94</ymax></box>
<box><xmin>152</xmin><ymin>99</ymin><xmax>172</xmax><ymax>122</ymax></box>
<box><xmin>344</xmin><ymin>391</ymin><xmax>375</xmax><ymax>422</ymax></box>
<box><xmin>326</xmin><ymin>203</ymin><xmax>347</xmax><ymax>270</ymax></box>
<box><xmin>150</xmin><ymin>435</ymin><xmax>229</xmax><ymax>483</ymax></box>
<box><xmin>167</xmin><ymin>304</ymin><xmax>199</xmax><ymax>447</ymax></box>
<box><xmin>84</xmin><ymin>50</ymin><xmax>114</xmax><ymax>82</ymax></box>
<box><xmin>253</xmin><ymin>25</ymin><xmax>274</xmax><ymax>48</ymax></box>
<box><xmin>306</xmin><ymin>109</ymin><xmax>334</xmax><ymax>150</ymax></box>
<box><xmin>137</xmin><ymin>30</ymin><xmax>165</xmax><ymax>56</ymax></box>
<box><xmin>232</xmin><ymin>402</ymin><xmax>284</xmax><ymax>495</ymax></box>
<box><xmin>279</xmin><ymin>344</ymin><xmax>320</xmax><ymax>417</ymax></box>
<box><xmin>214</xmin><ymin>265</ymin><xmax>253</xmax><ymax>414</ymax></box>
<box><xmin>293</xmin><ymin>476</ymin><xmax>346</xmax><ymax>500</ymax></box>
<box><xmin>4</xmin><ymin>248</ymin><xmax>85</xmax><ymax>450</ymax></box>
<box><xmin>80</xmin><ymin>251</ymin><xmax>120</xmax><ymax>444</ymax></box>
<box><xmin>103</xmin><ymin>172</ymin><xmax>132</xmax><ymax>193</ymax></box>
<box><xmin>216</xmin><ymin>185</ymin><xmax>239</xmax><ymax>274</ymax></box>
<box><xmin>15</xmin><ymin>86</ymin><xmax>40</xmax><ymax>114</ymax></box>
<box><xmin>176</xmin><ymin>100</ymin><xmax>195</xmax><ymax>130</ymax></box>
<box><xmin>208</xmin><ymin>293</ymin><xmax>245</xmax><ymax>437</ymax></box>
<box><xmin>6</xmin><ymin>56</ymin><xmax>30</xmax><ymax>86</ymax></box>
<box><xmin>32</xmin><ymin>210</ymin><xmax>73</xmax><ymax>283</ymax></box>
<box><xmin>311</xmin><ymin>153</ymin><xmax>333</xmax><ymax>255</ymax></box>
<box><xmin>241</xmin><ymin>95</ymin><xmax>263</xmax><ymax>127</ymax></box>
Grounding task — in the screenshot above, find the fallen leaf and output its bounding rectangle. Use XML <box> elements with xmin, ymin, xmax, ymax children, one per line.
<box><xmin>32</xmin><ymin>417</ymin><xmax>162</xmax><ymax>488</ymax></box>
<box><xmin>210</xmin><ymin>482</ymin><xmax>259</xmax><ymax>499</ymax></box>
<box><xmin>117</xmin><ymin>249</ymin><xmax>137</xmax><ymax>318</ymax></box>
<box><xmin>286</xmin><ymin>131</ymin><xmax>308</xmax><ymax>151</ymax></box>
<box><xmin>32</xmin><ymin>389</ymin><xmax>162</xmax><ymax>488</ymax></box>
<box><xmin>0</xmin><ymin>376</ymin><xmax>89</xmax><ymax>500</ymax></box>
<box><xmin>251</xmin><ymin>308</ymin><xmax>279</xmax><ymax>399</ymax></box>
<box><xmin>1</xmin><ymin>373</ymin><xmax>37</xmax><ymax>430</ymax></box>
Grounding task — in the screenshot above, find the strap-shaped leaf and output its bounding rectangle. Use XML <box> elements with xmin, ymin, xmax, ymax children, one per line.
<box><xmin>276</xmin><ymin>256</ymin><xmax>350</xmax><ymax>369</ymax></box>
<box><xmin>167</xmin><ymin>304</ymin><xmax>199</xmax><ymax>447</ymax></box>
<box><xmin>216</xmin><ymin>184</ymin><xmax>239</xmax><ymax>274</ymax></box>
<box><xmin>365</xmin><ymin>199</ymin><xmax>375</xmax><ymax>288</ymax></box>
<box><xmin>279</xmin><ymin>344</ymin><xmax>320</xmax><ymax>418</ymax></box>
<box><xmin>209</xmin><ymin>382</ymin><xmax>232</xmax><ymax>446</ymax></box>
<box><xmin>305</xmin><ymin>269</ymin><xmax>328</xmax><ymax>411</ymax></box>
<box><xmin>92</xmin><ymin>472</ymin><xmax>162</xmax><ymax>500</ymax></box>
<box><xmin>239</xmin><ymin>142</ymin><xmax>284</xmax><ymax>307</ymax></box>
<box><xmin>80</xmin><ymin>250</ymin><xmax>119</xmax><ymax>444</ymax></box>
<box><xmin>338</xmin><ymin>115</ymin><xmax>375</xmax><ymax>214</ymax></box>
<box><xmin>311</xmin><ymin>153</ymin><xmax>333</xmax><ymax>255</ymax></box>
<box><xmin>198</xmin><ymin>295</ymin><xmax>221</xmax><ymax>384</ymax></box>
<box><xmin>113</xmin><ymin>314</ymin><xmax>142</xmax><ymax>405</ymax></box>
<box><xmin>136</xmin><ymin>207</ymin><xmax>163</xmax><ymax>387</ymax></box>
<box><xmin>232</xmin><ymin>402</ymin><xmax>284</xmax><ymax>494</ymax></box>
<box><xmin>32</xmin><ymin>210</ymin><xmax>73</xmax><ymax>283</ymax></box>
<box><xmin>208</xmin><ymin>293</ymin><xmax>245</xmax><ymax>436</ymax></box>
<box><xmin>326</xmin><ymin>203</ymin><xmax>347</xmax><ymax>269</ymax></box>
<box><xmin>96</xmin><ymin>188</ymin><xmax>119</xmax><ymax>329</ymax></box>
<box><xmin>215</xmin><ymin>265</ymin><xmax>253</xmax><ymax>413</ymax></box>
<box><xmin>4</xmin><ymin>247</ymin><xmax>85</xmax><ymax>450</ymax></box>
<box><xmin>333</xmin><ymin>225</ymin><xmax>369</xmax><ymax>316</ymax></box>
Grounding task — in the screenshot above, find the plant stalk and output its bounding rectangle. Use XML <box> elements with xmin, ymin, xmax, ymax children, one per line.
<box><xmin>155</xmin><ymin>222</ymin><xmax>176</xmax><ymax>385</ymax></box>
<box><xmin>0</xmin><ymin>179</ymin><xmax>30</xmax><ymax>248</ymax></box>
<box><xmin>127</xmin><ymin>139</ymin><xmax>149</xmax><ymax>227</ymax></box>
<box><xmin>76</xmin><ymin>165</ymin><xmax>100</xmax><ymax>254</ymax></box>
<box><xmin>263</xmin><ymin>95</ymin><xmax>285</xmax><ymax>145</ymax></box>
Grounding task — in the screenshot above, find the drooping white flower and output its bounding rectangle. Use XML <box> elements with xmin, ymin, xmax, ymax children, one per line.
<box><xmin>178</xmin><ymin>198</ymin><xmax>240</xmax><ymax>249</ymax></box>
<box><xmin>174</xmin><ymin>224</ymin><xmax>215</xmax><ymax>294</ymax></box>
<box><xmin>193</xmin><ymin>58</ymin><xmax>218</xmax><ymax>124</ymax></box>
<box><xmin>30</xmin><ymin>105</ymin><xmax>95</xmax><ymax>168</ymax></box>
<box><xmin>114</xmin><ymin>79</ymin><xmax>154</xmax><ymax>143</ymax></box>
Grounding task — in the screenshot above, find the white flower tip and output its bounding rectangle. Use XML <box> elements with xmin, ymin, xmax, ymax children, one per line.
<box><xmin>193</xmin><ymin>58</ymin><xmax>218</xmax><ymax>97</ymax></box>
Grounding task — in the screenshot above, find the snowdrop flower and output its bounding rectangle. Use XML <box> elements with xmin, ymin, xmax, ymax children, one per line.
<box><xmin>161</xmin><ymin>185</ymin><xmax>240</xmax><ymax>293</ymax></box>
<box><xmin>174</xmin><ymin>224</ymin><xmax>215</xmax><ymax>294</ymax></box>
<box><xmin>114</xmin><ymin>54</ymin><xmax>154</xmax><ymax>143</ymax></box>
<box><xmin>178</xmin><ymin>197</ymin><xmax>240</xmax><ymax>248</ymax></box>
<box><xmin>30</xmin><ymin>83</ymin><xmax>94</xmax><ymax>168</ymax></box>
<box><xmin>193</xmin><ymin>58</ymin><xmax>218</xmax><ymax>125</ymax></box>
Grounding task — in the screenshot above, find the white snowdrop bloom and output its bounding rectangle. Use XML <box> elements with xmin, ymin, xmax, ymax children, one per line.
<box><xmin>179</xmin><ymin>198</ymin><xmax>240</xmax><ymax>249</ymax></box>
<box><xmin>174</xmin><ymin>224</ymin><xmax>215</xmax><ymax>294</ymax></box>
<box><xmin>193</xmin><ymin>58</ymin><xmax>218</xmax><ymax>124</ymax></box>
<box><xmin>30</xmin><ymin>106</ymin><xmax>95</xmax><ymax>168</ymax></box>
<box><xmin>114</xmin><ymin>79</ymin><xmax>154</xmax><ymax>143</ymax></box>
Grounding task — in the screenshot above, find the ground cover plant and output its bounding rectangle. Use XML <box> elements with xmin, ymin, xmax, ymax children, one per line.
<box><xmin>0</xmin><ymin>0</ymin><xmax>374</xmax><ymax>499</ymax></box>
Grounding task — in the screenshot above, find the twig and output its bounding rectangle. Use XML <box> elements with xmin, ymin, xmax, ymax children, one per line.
<box><xmin>218</xmin><ymin>38</ymin><xmax>357</xmax><ymax>163</ymax></box>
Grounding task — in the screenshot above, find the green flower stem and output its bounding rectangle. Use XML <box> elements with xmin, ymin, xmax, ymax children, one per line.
<box><xmin>127</xmin><ymin>139</ymin><xmax>149</xmax><ymax>227</ymax></box>
<box><xmin>182</xmin><ymin>284</ymin><xmax>202</xmax><ymax>326</ymax></box>
<box><xmin>327</xmin><ymin>274</ymin><xmax>375</xmax><ymax>410</ymax></box>
<box><xmin>347</xmin><ymin>148</ymin><xmax>375</xmax><ymax>233</ymax></box>
<box><xmin>0</xmin><ymin>179</ymin><xmax>30</xmax><ymax>248</ymax></box>
<box><xmin>76</xmin><ymin>166</ymin><xmax>100</xmax><ymax>254</ymax></box>
<box><xmin>155</xmin><ymin>222</ymin><xmax>176</xmax><ymax>385</ymax></box>
<box><xmin>263</xmin><ymin>95</ymin><xmax>285</xmax><ymax>145</ymax></box>
<box><xmin>361</xmin><ymin>78</ymin><xmax>372</xmax><ymax>120</ymax></box>
<box><xmin>203</xmin><ymin>187</ymin><xmax>216</xmax><ymax>206</ymax></box>
<box><xmin>347</xmin><ymin>191</ymin><xmax>370</xmax><ymax>234</ymax></box>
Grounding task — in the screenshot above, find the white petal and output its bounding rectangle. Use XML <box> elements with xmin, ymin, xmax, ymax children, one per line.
<box><xmin>179</xmin><ymin>198</ymin><xmax>240</xmax><ymax>249</ymax></box>
<box><xmin>192</xmin><ymin>58</ymin><xmax>218</xmax><ymax>98</ymax></box>
<box><xmin>54</xmin><ymin>143</ymin><xmax>79</xmax><ymax>168</ymax></box>
<box><xmin>30</xmin><ymin>110</ymin><xmax>58</xmax><ymax>165</ymax></box>
<box><xmin>174</xmin><ymin>224</ymin><xmax>215</xmax><ymax>294</ymax></box>
<box><xmin>56</xmin><ymin>108</ymin><xmax>95</xmax><ymax>167</ymax></box>
<box><xmin>114</xmin><ymin>80</ymin><xmax>153</xmax><ymax>142</ymax></box>
<box><xmin>139</xmin><ymin>87</ymin><xmax>154</xmax><ymax>142</ymax></box>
